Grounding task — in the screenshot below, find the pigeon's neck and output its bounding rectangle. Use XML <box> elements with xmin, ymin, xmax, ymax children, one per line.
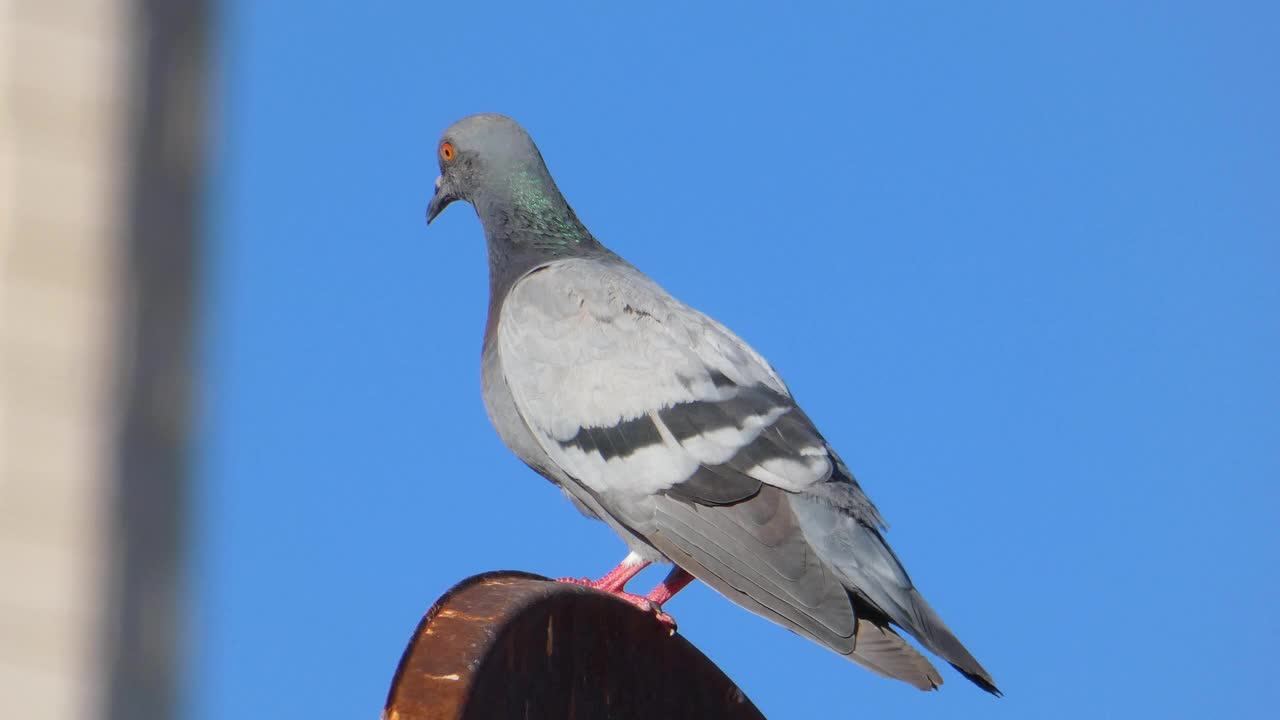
<box><xmin>476</xmin><ymin>169</ymin><xmax>607</xmax><ymax>295</ymax></box>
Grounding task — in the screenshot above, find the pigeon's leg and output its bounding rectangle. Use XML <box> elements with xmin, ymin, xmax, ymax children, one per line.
<box><xmin>620</xmin><ymin>567</ymin><xmax>694</xmax><ymax>631</ymax></box>
<box><xmin>556</xmin><ymin>552</ymin><xmax>684</xmax><ymax>631</ymax></box>
<box><xmin>643</xmin><ymin>567</ymin><xmax>695</xmax><ymax>606</ymax></box>
<box><xmin>555</xmin><ymin>551</ymin><xmax>650</xmax><ymax>593</ymax></box>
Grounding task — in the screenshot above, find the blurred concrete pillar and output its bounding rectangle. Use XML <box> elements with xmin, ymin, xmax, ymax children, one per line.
<box><xmin>0</xmin><ymin>1</ymin><xmax>207</xmax><ymax>719</ymax></box>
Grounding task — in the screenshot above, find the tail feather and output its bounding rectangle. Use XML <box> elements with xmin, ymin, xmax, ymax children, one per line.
<box><xmin>847</xmin><ymin>615</ymin><xmax>943</xmax><ymax>691</ymax></box>
<box><xmin>790</xmin><ymin>491</ymin><xmax>1001</xmax><ymax>695</ymax></box>
<box><xmin>902</xmin><ymin>588</ymin><xmax>1000</xmax><ymax>695</ymax></box>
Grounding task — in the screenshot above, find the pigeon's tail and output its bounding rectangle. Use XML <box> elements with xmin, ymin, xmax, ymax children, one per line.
<box><xmin>845</xmin><ymin>611</ymin><xmax>943</xmax><ymax>691</ymax></box>
<box><xmin>895</xmin><ymin>586</ymin><xmax>1001</xmax><ymax>696</ymax></box>
<box><xmin>790</xmin><ymin>492</ymin><xmax>1001</xmax><ymax>695</ymax></box>
<box><xmin>644</xmin><ymin>487</ymin><xmax>948</xmax><ymax>692</ymax></box>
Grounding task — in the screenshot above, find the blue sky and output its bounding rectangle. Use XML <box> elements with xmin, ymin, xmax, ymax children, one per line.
<box><xmin>193</xmin><ymin>3</ymin><xmax>1278</xmax><ymax>718</ymax></box>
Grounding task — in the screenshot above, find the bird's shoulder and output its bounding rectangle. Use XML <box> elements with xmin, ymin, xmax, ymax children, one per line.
<box><xmin>498</xmin><ymin>256</ymin><xmax>787</xmax><ymax>394</ymax></box>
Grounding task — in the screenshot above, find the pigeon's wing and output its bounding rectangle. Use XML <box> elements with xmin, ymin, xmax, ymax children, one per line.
<box><xmin>641</xmin><ymin>485</ymin><xmax>943</xmax><ymax>691</ymax></box>
<box><xmin>497</xmin><ymin>256</ymin><xmax>855</xmax><ymax>504</ymax></box>
<box><xmin>497</xmin><ymin>257</ymin><xmax>944</xmax><ymax>689</ymax></box>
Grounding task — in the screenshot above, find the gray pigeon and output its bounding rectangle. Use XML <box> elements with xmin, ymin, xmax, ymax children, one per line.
<box><xmin>426</xmin><ymin>113</ymin><xmax>999</xmax><ymax>695</ymax></box>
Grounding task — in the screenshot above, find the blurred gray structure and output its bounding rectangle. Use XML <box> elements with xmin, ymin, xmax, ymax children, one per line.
<box><xmin>0</xmin><ymin>2</ymin><xmax>207</xmax><ymax>719</ymax></box>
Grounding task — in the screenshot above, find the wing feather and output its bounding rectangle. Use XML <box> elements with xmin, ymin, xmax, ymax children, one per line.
<box><xmin>643</xmin><ymin>488</ymin><xmax>944</xmax><ymax>690</ymax></box>
<box><xmin>497</xmin><ymin>258</ymin><xmax>866</xmax><ymax>505</ymax></box>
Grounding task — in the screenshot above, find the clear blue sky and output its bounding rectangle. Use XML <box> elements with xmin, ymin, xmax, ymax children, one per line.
<box><xmin>193</xmin><ymin>3</ymin><xmax>1278</xmax><ymax>718</ymax></box>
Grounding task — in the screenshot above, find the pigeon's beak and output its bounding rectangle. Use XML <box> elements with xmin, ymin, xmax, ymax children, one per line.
<box><xmin>426</xmin><ymin>175</ymin><xmax>457</xmax><ymax>225</ymax></box>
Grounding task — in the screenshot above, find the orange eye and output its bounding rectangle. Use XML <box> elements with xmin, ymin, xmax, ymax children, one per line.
<box><xmin>440</xmin><ymin>142</ymin><xmax>455</xmax><ymax>162</ymax></box>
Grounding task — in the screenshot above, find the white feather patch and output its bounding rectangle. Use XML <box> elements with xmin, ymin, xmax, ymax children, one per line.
<box><xmin>747</xmin><ymin>455</ymin><xmax>833</xmax><ymax>492</ymax></box>
<box><xmin>544</xmin><ymin>416</ymin><xmax>698</xmax><ymax>497</ymax></box>
<box><xmin>676</xmin><ymin>405</ymin><xmax>790</xmax><ymax>466</ymax></box>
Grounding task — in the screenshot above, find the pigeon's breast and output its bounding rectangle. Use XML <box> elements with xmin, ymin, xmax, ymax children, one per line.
<box><xmin>480</xmin><ymin>336</ymin><xmax>555</xmax><ymax>479</ymax></box>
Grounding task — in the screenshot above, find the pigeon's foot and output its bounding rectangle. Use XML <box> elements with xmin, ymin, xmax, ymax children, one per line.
<box><xmin>553</xmin><ymin>576</ymin><xmax>622</xmax><ymax>591</ymax></box>
<box><xmin>554</xmin><ymin>579</ymin><xmax>678</xmax><ymax>631</ymax></box>
<box><xmin>554</xmin><ymin>561</ymin><xmax>694</xmax><ymax>635</ymax></box>
<box><xmin>554</xmin><ymin>575</ymin><xmax>677</xmax><ymax>631</ymax></box>
<box><xmin>553</xmin><ymin>555</ymin><xmax>650</xmax><ymax>593</ymax></box>
<box><xmin>609</xmin><ymin>590</ymin><xmax>678</xmax><ymax>633</ymax></box>
<box><xmin>555</xmin><ymin>551</ymin><xmax>649</xmax><ymax>591</ymax></box>
<box><xmin>632</xmin><ymin>567</ymin><xmax>694</xmax><ymax>634</ymax></box>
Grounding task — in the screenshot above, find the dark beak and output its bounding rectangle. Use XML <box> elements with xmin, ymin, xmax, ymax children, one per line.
<box><xmin>426</xmin><ymin>175</ymin><xmax>457</xmax><ymax>225</ymax></box>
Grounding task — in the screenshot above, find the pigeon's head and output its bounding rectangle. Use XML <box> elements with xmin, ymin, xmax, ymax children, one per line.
<box><xmin>426</xmin><ymin>114</ymin><xmax>555</xmax><ymax>225</ymax></box>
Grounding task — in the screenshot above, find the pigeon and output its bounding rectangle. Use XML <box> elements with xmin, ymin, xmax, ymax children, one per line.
<box><xmin>426</xmin><ymin>113</ymin><xmax>999</xmax><ymax>695</ymax></box>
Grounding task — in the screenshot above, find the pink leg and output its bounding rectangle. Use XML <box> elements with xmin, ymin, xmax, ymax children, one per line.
<box><xmin>555</xmin><ymin>556</ymin><xmax>694</xmax><ymax>633</ymax></box>
<box><xmin>631</xmin><ymin>567</ymin><xmax>695</xmax><ymax>631</ymax></box>
<box><xmin>644</xmin><ymin>567</ymin><xmax>695</xmax><ymax>606</ymax></box>
<box><xmin>555</xmin><ymin>553</ymin><xmax>650</xmax><ymax>593</ymax></box>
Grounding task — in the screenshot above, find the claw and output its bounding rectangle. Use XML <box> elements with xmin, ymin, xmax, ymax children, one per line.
<box><xmin>652</xmin><ymin>609</ymin><xmax>678</xmax><ymax>635</ymax></box>
<box><xmin>609</xmin><ymin>590</ymin><xmax>679</xmax><ymax>633</ymax></box>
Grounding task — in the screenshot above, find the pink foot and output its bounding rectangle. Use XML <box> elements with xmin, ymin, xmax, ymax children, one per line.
<box><xmin>554</xmin><ymin>563</ymin><xmax>695</xmax><ymax>635</ymax></box>
<box><xmin>611</xmin><ymin>590</ymin><xmax>679</xmax><ymax>633</ymax></box>
<box><xmin>554</xmin><ymin>576</ymin><xmax>596</xmax><ymax>588</ymax></box>
<box><xmin>555</xmin><ymin>576</ymin><xmax>677</xmax><ymax>631</ymax></box>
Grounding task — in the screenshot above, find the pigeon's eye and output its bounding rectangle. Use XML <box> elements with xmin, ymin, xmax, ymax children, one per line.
<box><xmin>440</xmin><ymin>142</ymin><xmax>456</xmax><ymax>162</ymax></box>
